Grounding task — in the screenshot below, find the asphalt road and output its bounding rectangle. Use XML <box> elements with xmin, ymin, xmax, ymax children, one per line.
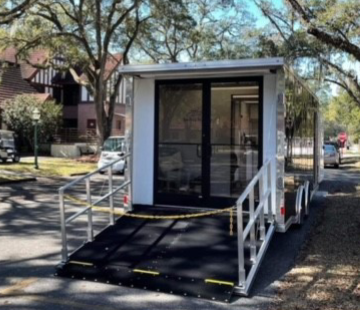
<box><xmin>0</xmin><ymin>162</ymin><xmax>357</xmax><ymax>310</ymax></box>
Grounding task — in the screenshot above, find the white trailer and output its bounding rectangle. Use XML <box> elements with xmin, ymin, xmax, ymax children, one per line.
<box><xmin>57</xmin><ymin>57</ymin><xmax>323</xmax><ymax>302</ymax></box>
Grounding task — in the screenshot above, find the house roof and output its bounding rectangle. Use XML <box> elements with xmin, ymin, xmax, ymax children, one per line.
<box><xmin>21</xmin><ymin>50</ymin><xmax>48</xmax><ymax>80</ymax></box>
<box><xmin>104</xmin><ymin>53</ymin><xmax>123</xmax><ymax>80</ymax></box>
<box><xmin>0</xmin><ymin>47</ymin><xmax>48</xmax><ymax>80</ymax></box>
<box><xmin>0</xmin><ymin>65</ymin><xmax>41</xmax><ymax>105</ymax></box>
<box><xmin>119</xmin><ymin>57</ymin><xmax>285</xmax><ymax>78</ymax></box>
<box><xmin>31</xmin><ymin>93</ymin><xmax>52</xmax><ymax>102</ymax></box>
<box><xmin>0</xmin><ymin>47</ymin><xmax>123</xmax><ymax>84</ymax></box>
<box><xmin>0</xmin><ymin>46</ymin><xmax>18</xmax><ymax>63</ymax></box>
<box><xmin>80</xmin><ymin>53</ymin><xmax>123</xmax><ymax>82</ymax></box>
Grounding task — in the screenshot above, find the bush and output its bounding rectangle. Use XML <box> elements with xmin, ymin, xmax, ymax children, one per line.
<box><xmin>2</xmin><ymin>95</ymin><xmax>62</xmax><ymax>149</ymax></box>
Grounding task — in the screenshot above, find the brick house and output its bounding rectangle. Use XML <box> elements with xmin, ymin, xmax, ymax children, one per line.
<box><xmin>0</xmin><ymin>47</ymin><xmax>127</xmax><ymax>138</ymax></box>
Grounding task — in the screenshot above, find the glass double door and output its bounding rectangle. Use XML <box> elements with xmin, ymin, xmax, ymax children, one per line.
<box><xmin>155</xmin><ymin>79</ymin><xmax>261</xmax><ymax>208</ymax></box>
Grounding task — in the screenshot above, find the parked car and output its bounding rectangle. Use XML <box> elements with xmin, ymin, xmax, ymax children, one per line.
<box><xmin>324</xmin><ymin>144</ymin><xmax>340</xmax><ymax>168</ymax></box>
<box><xmin>97</xmin><ymin>136</ymin><xmax>126</xmax><ymax>174</ymax></box>
<box><xmin>0</xmin><ymin>130</ymin><xmax>20</xmax><ymax>163</ymax></box>
<box><xmin>324</xmin><ymin>141</ymin><xmax>341</xmax><ymax>164</ymax></box>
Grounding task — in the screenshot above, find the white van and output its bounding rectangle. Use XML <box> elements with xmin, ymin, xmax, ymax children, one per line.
<box><xmin>97</xmin><ymin>136</ymin><xmax>126</xmax><ymax>174</ymax></box>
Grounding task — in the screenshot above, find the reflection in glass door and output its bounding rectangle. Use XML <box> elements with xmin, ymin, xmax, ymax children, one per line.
<box><xmin>155</xmin><ymin>79</ymin><xmax>261</xmax><ymax>207</ymax></box>
<box><xmin>210</xmin><ymin>82</ymin><xmax>259</xmax><ymax>198</ymax></box>
<box><xmin>157</xmin><ymin>83</ymin><xmax>203</xmax><ymax>201</ymax></box>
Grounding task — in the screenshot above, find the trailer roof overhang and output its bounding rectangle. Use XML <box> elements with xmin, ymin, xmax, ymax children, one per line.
<box><xmin>119</xmin><ymin>57</ymin><xmax>284</xmax><ymax>78</ymax></box>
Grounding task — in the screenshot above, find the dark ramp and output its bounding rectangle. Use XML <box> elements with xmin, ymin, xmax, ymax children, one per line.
<box><xmin>136</xmin><ymin>217</ymin><xmax>239</xmax><ymax>281</ymax></box>
<box><xmin>56</xmin><ymin>207</ymin><xmax>244</xmax><ymax>303</ymax></box>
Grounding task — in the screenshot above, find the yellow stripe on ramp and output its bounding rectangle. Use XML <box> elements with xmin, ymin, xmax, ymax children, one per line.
<box><xmin>205</xmin><ymin>279</ymin><xmax>234</xmax><ymax>286</ymax></box>
<box><xmin>68</xmin><ymin>261</ymin><xmax>94</xmax><ymax>266</ymax></box>
<box><xmin>133</xmin><ymin>269</ymin><xmax>160</xmax><ymax>275</ymax></box>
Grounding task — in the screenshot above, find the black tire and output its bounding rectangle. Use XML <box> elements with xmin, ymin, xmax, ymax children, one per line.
<box><xmin>1</xmin><ymin>158</ymin><xmax>6</xmax><ymax>163</ymax></box>
<box><xmin>99</xmin><ymin>171</ymin><xmax>105</xmax><ymax>175</ymax></box>
<box><xmin>299</xmin><ymin>194</ymin><xmax>306</xmax><ymax>225</ymax></box>
<box><xmin>12</xmin><ymin>155</ymin><xmax>20</xmax><ymax>163</ymax></box>
<box><xmin>334</xmin><ymin>163</ymin><xmax>339</xmax><ymax>168</ymax></box>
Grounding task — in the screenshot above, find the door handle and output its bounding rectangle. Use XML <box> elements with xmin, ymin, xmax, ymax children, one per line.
<box><xmin>196</xmin><ymin>144</ymin><xmax>202</xmax><ymax>158</ymax></box>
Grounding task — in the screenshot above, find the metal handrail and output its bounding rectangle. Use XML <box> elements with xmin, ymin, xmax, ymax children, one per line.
<box><xmin>236</xmin><ymin>157</ymin><xmax>276</xmax><ymax>291</ymax></box>
<box><xmin>59</xmin><ymin>153</ymin><xmax>131</xmax><ymax>263</ymax></box>
<box><xmin>64</xmin><ymin>180</ymin><xmax>131</xmax><ymax>225</ymax></box>
<box><xmin>236</xmin><ymin>157</ymin><xmax>271</xmax><ymax>205</ymax></box>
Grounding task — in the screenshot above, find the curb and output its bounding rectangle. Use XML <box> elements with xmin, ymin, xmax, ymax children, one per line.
<box><xmin>0</xmin><ymin>177</ymin><xmax>37</xmax><ymax>185</ymax></box>
<box><xmin>69</xmin><ymin>172</ymin><xmax>91</xmax><ymax>177</ymax></box>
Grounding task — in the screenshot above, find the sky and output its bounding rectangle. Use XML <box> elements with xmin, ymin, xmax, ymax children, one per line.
<box><xmin>245</xmin><ymin>0</ymin><xmax>284</xmax><ymax>28</ymax></box>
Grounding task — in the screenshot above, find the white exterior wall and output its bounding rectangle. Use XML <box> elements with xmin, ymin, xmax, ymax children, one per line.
<box><xmin>132</xmin><ymin>78</ymin><xmax>155</xmax><ymax>205</ymax></box>
<box><xmin>263</xmin><ymin>74</ymin><xmax>277</xmax><ymax>164</ymax></box>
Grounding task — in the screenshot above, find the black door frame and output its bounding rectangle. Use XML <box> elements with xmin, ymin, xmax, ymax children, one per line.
<box><xmin>154</xmin><ymin>76</ymin><xmax>264</xmax><ymax>208</ymax></box>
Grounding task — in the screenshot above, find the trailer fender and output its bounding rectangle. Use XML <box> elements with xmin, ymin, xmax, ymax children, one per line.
<box><xmin>295</xmin><ymin>185</ymin><xmax>305</xmax><ymax>225</ymax></box>
<box><xmin>304</xmin><ymin>181</ymin><xmax>310</xmax><ymax>216</ymax></box>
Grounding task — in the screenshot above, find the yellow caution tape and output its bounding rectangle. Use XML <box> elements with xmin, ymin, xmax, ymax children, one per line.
<box><xmin>205</xmin><ymin>279</ymin><xmax>234</xmax><ymax>287</ymax></box>
<box><xmin>64</xmin><ymin>194</ymin><xmax>235</xmax><ymax>235</ymax></box>
<box><xmin>133</xmin><ymin>269</ymin><xmax>160</xmax><ymax>276</ymax></box>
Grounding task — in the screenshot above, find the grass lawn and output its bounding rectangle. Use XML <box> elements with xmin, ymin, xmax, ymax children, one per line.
<box><xmin>0</xmin><ymin>157</ymin><xmax>97</xmax><ymax>177</ymax></box>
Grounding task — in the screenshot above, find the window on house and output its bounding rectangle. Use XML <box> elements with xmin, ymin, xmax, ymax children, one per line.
<box><xmin>87</xmin><ymin>119</ymin><xmax>97</xmax><ymax>129</ymax></box>
<box><xmin>63</xmin><ymin>119</ymin><xmax>78</xmax><ymax>128</ymax></box>
<box><xmin>63</xmin><ymin>85</ymin><xmax>80</xmax><ymax>106</ymax></box>
<box><xmin>53</xmin><ymin>87</ymin><xmax>62</xmax><ymax>104</ymax></box>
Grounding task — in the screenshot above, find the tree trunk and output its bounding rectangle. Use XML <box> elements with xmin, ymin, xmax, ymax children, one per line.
<box><xmin>93</xmin><ymin>87</ymin><xmax>112</xmax><ymax>147</ymax></box>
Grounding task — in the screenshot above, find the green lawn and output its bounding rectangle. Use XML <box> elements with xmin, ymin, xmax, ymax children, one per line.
<box><xmin>0</xmin><ymin>157</ymin><xmax>97</xmax><ymax>177</ymax></box>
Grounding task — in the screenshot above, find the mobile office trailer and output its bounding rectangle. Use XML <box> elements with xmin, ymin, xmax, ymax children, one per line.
<box><xmin>57</xmin><ymin>57</ymin><xmax>323</xmax><ymax>302</ymax></box>
<box><xmin>121</xmin><ymin>57</ymin><xmax>323</xmax><ymax>230</ymax></box>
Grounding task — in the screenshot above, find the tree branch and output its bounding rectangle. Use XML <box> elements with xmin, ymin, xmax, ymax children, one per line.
<box><xmin>0</xmin><ymin>0</ymin><xmax>36</xmax><ymax>24</ymax></box>
<box><xmin>324</xmin><ymin>78</ymin><xmax>360</xmax><ymax>106</ymax></box>
<box><xmin>285</xmin><ymin>0</ymin><xmax>360</xmax><ymax>61</ymax></box>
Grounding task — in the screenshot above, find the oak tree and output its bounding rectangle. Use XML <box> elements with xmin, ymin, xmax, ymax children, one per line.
<box><xmin>254</xmin><ymin>0</ymin><xmax>359</xmax><ymax>105</ymax></box>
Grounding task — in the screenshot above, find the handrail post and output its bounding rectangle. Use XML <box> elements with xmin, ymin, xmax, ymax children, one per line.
<box><xmin>85</xmin><ymin>178</ymin><xmax>94</xmax><ymax>242</ymax></box>
<box><xmin>125</xmin><ymin>150</ymin><xmax>132</xmax><ymax>212</ymax></box>
<box><xmin>237</xmin><ymin>202</ymin><xmax>246</xmax><ymax>288</ymax></box>
<box><xmin>259</xmin><ymin>171</ymin><xmax>266</xmax><ymax>241</ymax></box>
<box><xmin>269</xmin><ymin>158</ymin><xmax>276</xmax><ymax>223</ymax></box>
<box><xmin>108</xmin><ymin>166</ymin><xmax>115</xmax><ymax>225</ymax></box>
<box><xmin>249</xmin><ymin>188</ymin><xmax>257</xmax><ymax>264</ymax></box>
<box><xmin>264</xmin><ymin>163</ymin><xmax>272</xmax><ymax>223</ymax></box>
<box><xmin>59</xmin><ymin>189</ymin><xmax>68</xmax><ymax>262</ymax></box>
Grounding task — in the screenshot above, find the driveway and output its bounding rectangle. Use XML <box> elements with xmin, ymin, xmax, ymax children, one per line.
<box><xmin>0</xmin><ymin>163</ymin><xmax>355</xmax><ymax>310</ymax></box>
